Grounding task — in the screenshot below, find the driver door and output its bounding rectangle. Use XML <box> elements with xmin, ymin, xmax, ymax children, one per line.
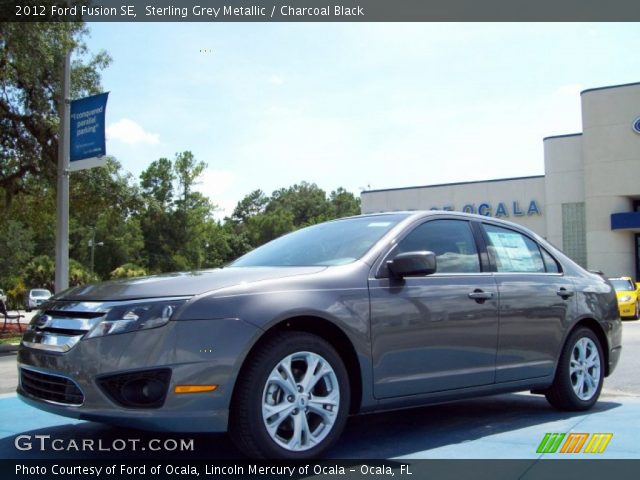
<box><xmin>369</xmin><ymin>218</ymin><xmax>499</xmax><ymax>398</ymax></box>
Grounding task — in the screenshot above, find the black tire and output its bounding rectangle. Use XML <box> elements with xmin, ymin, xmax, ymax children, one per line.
<box><xmin>545</xmin><ymin>327</ymin><xmax>604</xmax><ymax>411</ymax></box>
<box><xmin>229</xmin><ymin>331</ymin><xmax>350</xmax><ymax>459</ymax></box>
<box><xmin>632</xmin><ymin>302</ymin><xmax>639</xmax><ymax>321</ymax></box>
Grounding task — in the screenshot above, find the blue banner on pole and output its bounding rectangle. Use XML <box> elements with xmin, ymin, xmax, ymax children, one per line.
<box><xmin>69</xmin><ymin>92</ymin><xmax>109</xmax><ymax>169</ymax></box>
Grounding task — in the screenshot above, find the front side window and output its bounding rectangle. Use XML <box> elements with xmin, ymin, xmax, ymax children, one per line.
<box><xmin>396</xmin><ymin>219</ymin><xmax>480</xmax><ymax>273</ymax></box>
<box><xmin>483</xmin><ymin>224</ymin><xmax>545</xmax><ymax>273</ymax></box>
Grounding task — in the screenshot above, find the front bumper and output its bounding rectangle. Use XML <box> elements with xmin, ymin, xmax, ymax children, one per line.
<box><xmin>17</xmin><ymin>317</ymin><xmax>261</xmax><ymax>432</ymax></box>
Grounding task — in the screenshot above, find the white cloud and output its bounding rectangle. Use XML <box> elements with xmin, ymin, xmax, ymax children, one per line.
<box><xmin>195</xmin><ymin>169</ymin><xmax>236</xmax><ymax>219</ymax></box>
<box><xmin>107</xmin><ymin>118</ymin><xmax>160</xmax><ymax>145</ymax></box>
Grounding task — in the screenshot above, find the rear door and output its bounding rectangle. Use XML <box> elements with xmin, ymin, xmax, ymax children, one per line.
<box><xmin>480</xmin><ymin>222</ymin><xmax>575</xmax><ymax>382</ymax></box>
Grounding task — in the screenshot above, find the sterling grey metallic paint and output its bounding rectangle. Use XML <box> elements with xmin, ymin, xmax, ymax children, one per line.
<box><xmin>17</xmin><ymin>211</ymin><xmax>622</xmax><ymax>432</ymax></box>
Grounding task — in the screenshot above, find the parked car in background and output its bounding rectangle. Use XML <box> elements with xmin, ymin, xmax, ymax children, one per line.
<box><xmin>0</xmin><ymin>289</ymin><xmax>6</xmax><ymax>304</ymax></box>
<box><xmin>25</xmin><ymin>289</ymin><xmax>52</xmax><ymax>312</ymax></box>
<box><xmin>17</xmin><ymin>212</ymin><xmax>622</xmax><ymax>459</ymax></box>
<box><xmin>608</xmin><ymin>276</ymin><xmax>639</xmax><ymax>320</ymax></box>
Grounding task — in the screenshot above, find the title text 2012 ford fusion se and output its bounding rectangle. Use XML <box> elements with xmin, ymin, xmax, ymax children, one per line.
<box><xmin>17</xmin><ymin>211</ymin><xmax>622</xmax><ymax>458</ymax></box>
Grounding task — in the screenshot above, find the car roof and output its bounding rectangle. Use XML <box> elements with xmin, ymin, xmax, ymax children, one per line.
<box><xmin>344</xmin><ymin>210</ymin><xmax>543</xmax><ymax>234</ymax></box>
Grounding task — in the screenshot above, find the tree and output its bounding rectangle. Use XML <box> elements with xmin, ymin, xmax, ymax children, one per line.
<box><xmin>225</xmin><ymin>182</ymin><xmax>361</xmax><ymax>259</ymax></box>
<box><xmin>138</xmin><ymin>151</ymin><xmax>224</xmax><ymax>273</ymax></box>
<box><xmin>24</xmin><ymin>255</ymin><xmax>55</xmax><ymax>292</ymax></box>
<box><xmin>69</xmin><ymin>259</ymin><xmax>93</xmax><ymax>286</ymax></box>
<box><xmin>140</xmin><ymin>157</ymin><xmax>174</xmax><ymax>208</ymax></box>
<box><xmin>231</xmin><ymin>189</ymin><xmax>268</xmax><ymax>224</ymax></box>
<box><xmin>0</xmin><ymin>22</ymin><xmax>111</xmax><ymax>206</ymax></box>
<box><xmin>0</xmin><ymin>218</ymin><xmax>35</xmax><ymax>286</ymax></box>
<box><xmin>174</xmin><ymin>151</ymin><xmax>205</xmax><ymax>205</ymax></box>
<box><xmin>67</xmin><ymin>158</ymin><xmax>143</xmax><ymax>276</ymax></box>
<box><xmin>267</xmin><ymin>182</ymin><xmax>331</xmax><ymax>226</ymax></box>
<box><xmin>329</xmin><ymin>187</ymin><xmax>360</xmax><ymax>218</ymax></box>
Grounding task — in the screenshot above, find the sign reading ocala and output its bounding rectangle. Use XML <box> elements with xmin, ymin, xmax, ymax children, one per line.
<box><xmin>430</xmin><ymin>200</ymin><xmax>542</xmax><ymax>217</ymax></box>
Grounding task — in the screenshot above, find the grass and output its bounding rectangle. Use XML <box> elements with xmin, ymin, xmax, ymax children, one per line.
<box><xmin>0</xmin><ymin>334</ymin><xmax>22</xmax><ymax>345</ymax></box>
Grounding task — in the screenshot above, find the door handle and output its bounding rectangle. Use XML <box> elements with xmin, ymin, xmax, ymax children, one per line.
<box><xmin>556</xmin><ymin>287</ymin><xmax>574</xmax><ymax>299</ymax></box>
<box><xmin>468</xmin><ymin>289</ymin><xmax>493</xmax><ymax>304</ymax></box>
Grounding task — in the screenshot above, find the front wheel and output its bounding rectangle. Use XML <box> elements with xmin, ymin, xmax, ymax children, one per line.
<box><xmin>545</xmin><ymin>327</ymin><xmax>604</xmax><ymax>411</ymax></box>
<box><xmin>230</xmin><ymin>332</ymin><xmax>350</xmax><ymax>459</ymax></box>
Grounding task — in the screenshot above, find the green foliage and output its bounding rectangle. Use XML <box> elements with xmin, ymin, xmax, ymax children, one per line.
<box><xmin>110</xmin><ymin>263</ymin><xmax>148</xmax><ymax>280</ymax></box>
<box><xmin>69</xmin><ymin>259</ymin><xmax>94</xmax><ymax>286</ymax></box>
<box><xmin>6</xmin><ymin>277</ymin><xmax>26</xmax><ymax>310</ymax></box>
<box><xmin>231</xmin><ymin>189</ymin><xmax>268</xmax><ymax>224</ymax></box>
<box><xmin>329</xmin><ymin>187</ymin><xmax>361</xmax><ymax>218</ymax></box>
<box><xmin>227</xmin><ymin>182</ymin><xmax>362</xmax><ymax>258</ymax></box>
<box><xmin>138</xmin><ymin>151</ymin><xmax>217</xmax><ymax>273</ymax></box>
<box><xmin>0</xmin><ymin>218</ymin><xmax>35</xmax><ymax>286</ymax></box>
<box><xmin>69</xmin><ymin>158</ymin><xmax>144</xmax><ymax>276</ymax></box>
<box><xmin>0</xmin><ymin>22</ymin><xmax>111</xmax><ymax>205</ymax></box>
<box><xmin>24</xmin><ymin>255</ymin><xmax>55</xmax><ymax>292</ymax></box>
<box><xmin>140</xmin><ymin>157</ymin><xmax>174</xmax><ymax>207</ymax></box>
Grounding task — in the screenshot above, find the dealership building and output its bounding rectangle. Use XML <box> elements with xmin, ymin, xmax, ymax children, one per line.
<box><xmin>361</xmin><ymin>82</ymin><xmax>640</xmax><ymax>280</ymax></box>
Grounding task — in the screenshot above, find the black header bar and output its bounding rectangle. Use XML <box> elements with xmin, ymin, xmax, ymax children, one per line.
<box><xmin>2</xmin><ymin>0</ymin><xmax>640</xmax><ymax>22</ymax></box>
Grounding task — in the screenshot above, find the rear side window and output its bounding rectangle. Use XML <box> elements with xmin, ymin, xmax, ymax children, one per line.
<box><xmin>483</xmin><ymin>224</ymin><xmax>545</xmax><ymax>273</ymax></box>
<box><xmin>396</xmin><ymin>219</ymin><xmax>480</xmax><ymax>273</ymax></box>
<box><xmin>541</xmin><ymin>248</ymin><xmax>561</xmax><ymax>273</ymax></box>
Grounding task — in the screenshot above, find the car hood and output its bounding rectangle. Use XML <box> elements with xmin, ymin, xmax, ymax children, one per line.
<box><xmin>55</xmin><ymin>266</ymin><xmax>327</xmax><ymax>302</ymax></box>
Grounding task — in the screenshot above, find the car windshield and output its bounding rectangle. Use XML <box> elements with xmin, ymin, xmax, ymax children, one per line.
<box><xmin>610</xmin><ymin>279</ymin><xmax>634</xmax><ymax>292</ymax></box>
<box><xmin>32</xmin><ymin>289</ymin><xmax>51</xmax><ymax>297</ymax></box>
<box><xmin>231</xmin><ymin>214</ymin><xmax>409</xmax><ymax>267</ymax></box>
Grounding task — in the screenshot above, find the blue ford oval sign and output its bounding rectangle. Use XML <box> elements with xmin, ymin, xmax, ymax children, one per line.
<box><xmin>633</xmin><ymin>116</ymin><xmax>640</xmax><ymax>134</ymax></box>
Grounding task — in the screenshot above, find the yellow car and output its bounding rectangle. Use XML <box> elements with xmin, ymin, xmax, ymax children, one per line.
<box><xmin>609</xmin><ymin>276</ymin><xmax>639</xmax><ymax>320</ymax></box>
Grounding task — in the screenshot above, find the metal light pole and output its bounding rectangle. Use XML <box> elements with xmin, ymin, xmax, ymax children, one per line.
<box><xmin>54</xmin><ymin>50</ymin><xmax>71</xmax><ymax>293</ymax></box>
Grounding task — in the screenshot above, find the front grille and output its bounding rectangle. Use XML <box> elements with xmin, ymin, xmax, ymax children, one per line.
<box><xmin>20</xmin><ymin>368</ymin><xmax>84</xmax><ymax>406</ymax></box>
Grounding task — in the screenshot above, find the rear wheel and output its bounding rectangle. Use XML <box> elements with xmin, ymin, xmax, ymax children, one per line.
<box><xmin>230</xmin><ymin>332</ymin><xmax>350</xmax><ymax>459</ymax></box>
<box><xmin>545</xmin><ymin>327</ymin><xmax>604</xmax><ymax>411</ymax></box>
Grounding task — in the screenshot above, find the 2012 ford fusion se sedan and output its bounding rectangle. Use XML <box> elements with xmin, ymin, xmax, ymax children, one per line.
<box><xmin>17</xmin><ymin>211</ymin><xmax>622</xmax><ymax>459</ymax></box>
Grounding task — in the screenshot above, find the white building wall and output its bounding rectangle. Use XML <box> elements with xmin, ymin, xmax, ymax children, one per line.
<box><xmin>543</xmin><ymin>134</ymin><xmax>584</xmax><ymax>250</ymax></box>
<box><xmin>581</xmin><ymin>84</ymin><xmax>640</xmax><ymax>277</ymax></box>
<box><xmin>361</xmin><ymin>177</ymin><xmax>547</xmax><ymax>236</ymax></box>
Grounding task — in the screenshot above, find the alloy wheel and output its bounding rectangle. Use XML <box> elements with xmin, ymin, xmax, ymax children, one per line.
<box><xmin>569</xmin><ymin>337</ymin><xmax>601</xmax><ymax>401</ymax></box>
<box><xmin>261</xmin><ymin>351</ymin><xmax>340</xmax><ymax>452</ymax></box>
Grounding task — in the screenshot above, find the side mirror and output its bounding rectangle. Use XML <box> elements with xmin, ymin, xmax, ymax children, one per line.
<box><xmin>387</xmin><ymin>251</ymin><xmax>437</xmax><ymax>278</ymax></box>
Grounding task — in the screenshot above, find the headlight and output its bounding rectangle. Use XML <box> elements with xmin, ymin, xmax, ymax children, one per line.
<box><xmin>85</xmin><ymin>299</ymin><xmax>188</xmax><ymax>339</ymax></box>
<box><xmin>619</xmin><ymin>295</ymin><xmax>633</xmax><ymax>302</ymax></box>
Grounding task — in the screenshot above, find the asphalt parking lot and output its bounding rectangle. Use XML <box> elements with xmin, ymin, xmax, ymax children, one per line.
<box><xmin>0</xmin><ymin>321</ymin><xmax>638</xmax><ymax>461</ymax></box>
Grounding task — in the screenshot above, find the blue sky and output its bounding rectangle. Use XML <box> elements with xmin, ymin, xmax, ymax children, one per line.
<box><xmin>86</xmin><ymin>23</ymin><xmax>640</xmax><ymax>217</ymax></box>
